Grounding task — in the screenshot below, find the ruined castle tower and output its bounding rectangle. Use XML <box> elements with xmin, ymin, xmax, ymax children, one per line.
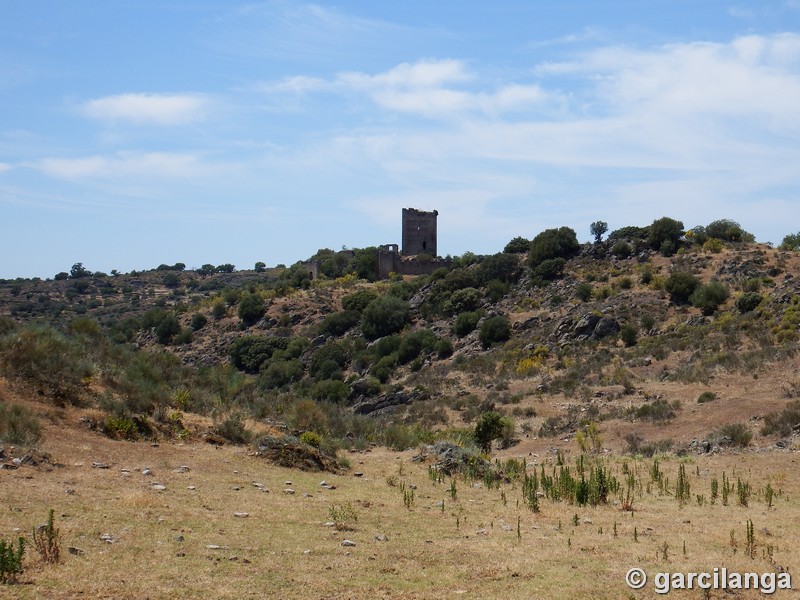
<box><xmin>401</xmin><ymin>208</ymin><xmax>438</xmax><ymax>256</ymax></box>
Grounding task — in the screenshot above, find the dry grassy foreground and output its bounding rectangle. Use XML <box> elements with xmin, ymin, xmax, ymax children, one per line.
<box><xmin>1</xmin><ymin>411</ymin><xmax>799</xmax><ymax>600</ymax></box>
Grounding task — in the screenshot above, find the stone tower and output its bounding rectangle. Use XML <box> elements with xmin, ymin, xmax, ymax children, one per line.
<box><xmin>401</xmin><ymin>208</ymin><xmax>438</xmax><ymax>256</ymax></box>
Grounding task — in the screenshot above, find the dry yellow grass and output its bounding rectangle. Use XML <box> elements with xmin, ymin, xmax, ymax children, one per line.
<box><xmin>2</xmin><ymin>410</ymin><xmax>800</xmax><ymax>599</ymax></box>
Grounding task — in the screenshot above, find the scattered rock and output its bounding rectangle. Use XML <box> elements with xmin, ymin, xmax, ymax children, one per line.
<box><xmin>353</xmin><ymin>472</ymin><xmax>364</xmax><ymax>478</ymax></box>
<box><xmin>341</xmin><ymin>539</ymin><xmax>356</xmax><ymax>547</ymax></box>
<box><xmin>68</xmin><ymin>547</ymin><xmax>85</xmax><ymax>556</ymax></box>
<box><xmin>100</xmin><ymin>533</ymin><xmax>116</xmax><ymax>544</ymax></box>
<box><xmin>374</xmin><ymin>534</ymin><xmax>389</xmax><ymax>542</ymax></box>
<box><xmin>142</xmin><ymin>468</ymin><xmax>153</xmax><ymax>476</ymax></box>
<box><xmin>233</xmin><ymin>512</ymin><xmax>249</xmax><ymax>518</ymax></box>
<box><xmin>152</xmin><ymin>484</ymin><xmax>167</xmax><ymax>491</ymax></box>
<box><xmin>284</xmin><ymin>488</ymin><xmax>296</xmax><ymax>495</ymax></box>
<box><xmin>91</xmin><ymin>462</ymin><xmax>109</xmax><ymax>469</ymax></box>
<box><xmin>175</xmin><ymin>465</ymin><xmax>190</xmax><ymax>473</ymax></box>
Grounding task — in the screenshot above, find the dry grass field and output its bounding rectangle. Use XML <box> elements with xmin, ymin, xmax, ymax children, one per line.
<box><xmin>2</xmin><ymin>396</ymin><xmax>799</xmax><ymax>599</ymax></box>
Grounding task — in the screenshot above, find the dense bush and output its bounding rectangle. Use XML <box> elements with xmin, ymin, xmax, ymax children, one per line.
<box><xmin>453</xmin><ymin>311</ymin><xmax>481</xmax><ymax>337</ymax></box>
<box><xmin>259</xmin><ymin>358</ymin><xmax>304</xmax><ymax>389</ymax></box>
<box><xmin>0</xmin><ymin>402</ymin><xmax>42</xmax><ymax>446</ymax></box>
<box><xmin>736</xmin><ymin>292</ymin><xmax>762</xmax><ymax>314</ymax></box>
<box><xmin>528</xmin><ymin>227</ymin><xmax>580</xmax><ymax>269</ymax></box>
<box><xmin>237</xmin><ymin>292</ymin><xmax>265</xmax><ymax>326</ymax></box>
<box><xmin>477</xmin><ymin>253</ymin><xmax>522</xmax><ymax>284</ymax></box>
<box><xmin>319</xmin><ymin>310</ymin><xmax>361</xmax><ymax>336</ymax></box>
<box><xmin>190</xmin><ymin>313</ymin><xmax>208</xmax><ymax>331</ymax></box>
<box><xmin>761</xmin><ymin>401</ymin><xmax>800</xmax><ymax>436</ymax></box>
<box><xmin>713</xmin><ymin>422</ymin><xmax>752</xmax><ymax>447</ymax></box>
<box><xmin>444</xmin><ymin>287</ymin><xmax>482</xmax><ymax>314</ymax></box>
<box><xmin>474</xmin><ymin>411</ymin><xmax>511</xmax><ymax>453</ymax></box>
<box><xmin>611</xmin><ymin>241</ymin><xmax>632</xmax><ymax>259</ymax></box>
<box><xmin>155</xmin><ymin>315</ymin><xmax>181</xmax><ymax>344</ymax></box>
<box><xmin>503</xmin><ymin>236</ymin><xmax>530</xmax><ymax>254</ymax></box>
<box><xmin>0</xmin><ymin>325</ymin><xmax>93</xmax><ymax>404</ymax></box>
<box><xmin>647</xmin><ymin>217</ymin><xmax>684</xmax><ymax>254</ymax></box>
<box><xmin>397</xmin><ymin>329</ymin><xmax>437</xmax><ymax>364</ymax></box>
<box><xmin>663</xmin><ymin>271</ymin><xmax>700</xmax><ymax>303</ymax></box>
<box><xmin>690</xmin><ymin>281</ymin><xmax>729</xmax><ymax>315</ymax></box>
<box><xmin>479</xmin><ymin>315</ymin><xmax>511</xmax><ymax>349</ymax></box>
<box><xmin>229</xmin><ymin>336</ymin><xmax>290</xmax><ymax>373</ymax></box>
<box><xmin>486</xmin><ymin>279</ymin><xmax>509</xmax><ymax>303</ymax></box>
<box><xmin>533</xmin><ymin>257</ymin><xmax>566</xmax><ymax>281</ymax></box>
<box><xmin>705</xmin><ymin>219</ymin><xmax>753</xmax><ymax>243</ymax></box>
<box><xmin>311</xmin><ymin>379</ymin><xmax>350</xmax><ymax>402</ymax></box>
<box><xmin>361</xmin><ymin>296</ymin><xmax>410</xmax><ymax>340</ymax></box>
<box><xmin>309</xmin><ymin>340</ymin><xmax>349</xmax><ymax>379</ymax></box>
<box><xmin>434</xmin><ymin>338</ymin><xmax>454</xmax><ymax>359</ymax></box>
<box><xmin>697</xmin><ymin>391</ymin><xmax>716</xmax><ymax>403</ymax></box>
<box><xmin>779</xmin><ymin>232</ymin><xmax>800</xmax><ymax>251</ymax></box>
<box><xmin>342</xmin><ymin>289</ymin><xmax>379</xmax><ymax>313</ymax></box>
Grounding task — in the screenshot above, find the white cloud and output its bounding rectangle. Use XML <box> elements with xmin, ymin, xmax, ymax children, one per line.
<box><xmin>80</xmin><ymin>93</ymin><xmax>209</xmax><ymax>125</ymax></box>
<box><xmin>0</xmin><ymin>162</ymin><xmax>11</xmax><ymax>173</ymax></box>
<box><xmin>36</xmin><ymin>152</ymin><xmax>212</xmax><ymax>180</ymax></box>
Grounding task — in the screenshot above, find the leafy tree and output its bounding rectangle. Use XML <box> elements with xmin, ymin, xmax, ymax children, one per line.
<box><xmin>479</xmin><ymin>315</ymin><xmax>511</xmax><ymax>349</ymax></box>
<box><xmin>353</xmin><ymin>247</ymin><xmax>379</xmax><ymax>281</ymax></box>
<box><xmin>486</xmin><ymin>279</ymin><xmax>509</xmax><ymax>303</ymax></box>
<box><xmin>397</xmin><ymin>330</ymin><xmax>437</xmax><ymax>364</ymax></box>
<box><xmin>474</xmin><ymin>411</ymin><xmax>508</xmax><ymax>453</ymax></box>
<box><xmin>590</xmin><ymin>221</ymin><xmax>608</xmax><ymax>243</ymax></box>
<box><xmin>504</xmin><ymin>236</ymin><xmax>530</xmax><ymax>254</ymax></box>
<box><xmin>690</xmin><ymin>281</ymin><xmax>729</xmax><ymax>315</ymax></box>
<box><xmin>607</xmin><ymin>225</ymin><xmax>649</xmax><ymax>244</ymax></box>
<box><xmin>664</xmin><ymin>271</ymin><xmax>700</xmax><ymax>304</ymax></box>
<box><xmin>237</xmin><ymin>292</ymin><xmax>265</xmax><ymax>326</ymax></box>
<box><xmin>528</xmin><ymin>227</ymin><xmax>580</xmax><ymax>269</ymax></box>
<box><xmin>198</xmin><ymin>264</ymin><xmax>216</xmax><ymax>277</ymax></box>
<box><xmin>688</xmin><ymin>225</ymin><xmax>708</xmax><ymax>245</ymax></box>
<box><xmin>161</xmin><ymin>272</ymin><xmax>181</xmax><ymax>288</ymax></box>
<box><xmin>70</xmin><ymin>263</ymin><xmax>91</xmax><ymax>279</ymax></box>
<box><xmin>705</xmin><ymin>219</ymin><xmax>753</xmax><ymax>243</ymax></box>
<box><xmin>477</xmin><ymin>253</ymin><xmax>522</xmax><ymax>284</ymax></box>
<box><xmin>361</xmin><ymin>296</ymin><xmax>410</xmax><ymax>340</ymax></box>
<box><xmin>647</xmin><ymin>217</ymin><xmax>684</xmax><ymax>254</ymax></box>
<box><xmin>620</xmin><ymin>323</ymin><xmax>638</xmax><ymax>347</ymax></box>
<box><xmin>780</xmin><ymin>232</ymin><xmax>800</xmax><ymax>251</ymax></box>
<box><xmin>54</xmin><ymin>272</ymin><xmax>68</xmax><ymax>281</ymax></box>
<box><xmin>216</xmin><ymin>263</ymin><xmax>235</xmax><ymax>273</ymax></box>
<box><xmin>254</xmin><ymin>261</ymin><xmax>266</xmax><ymax>273</ymax></box>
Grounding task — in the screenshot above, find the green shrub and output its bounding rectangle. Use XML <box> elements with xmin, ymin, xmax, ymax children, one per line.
<box><xmin>714</xmin><ymin>422</ymin><xmax>752</xmax><ymax>447</ymax></box>
<box><xmin>479</xmin><ymin>316</ymin><xmax>511</xmax><ymax>349</ymax></box>
<box><xmin>190</xmin><ymin>313</ymin><xmax>208</xmax><ymax>331</ymax></box>
<box><xmin>690</xmin><ymin>281</ymin><xmax>729</xmax><ymax>315</ymax></box>
<box><xmin>299</xmin><ymin>431</ymin><xmax>322</xmax><ymax>448</ymax></box>
<box><xmin>155</xmin><ymin>315</ymin><xmax>181</xmax><ymax>344</ymax></box>
<box><xmin>237</xmin><ymin>292</ymin><xmax>265</xmax><ymax>326</ymax></box>
<box><xmin>214</xmin><ymin>413</ymin><xmax>251</xmax><ymax>444</ymax></box>
<box><xmin>32</xmin><ymin>509</ymin><xmax>61</xmax><ymax>565</ymax></box>
<box><xmin>474</xmin><ymin>411</ymin><xmax>510</xmax><ymax>453</ymax></box>
<box><xmin>486</xmin><ymin>279</ymin><xmax>510</xmax><ymax>303</ymax></box>
<box><xmin>619</xmin><ymin>324</ymin><xmax>638</xmax><ymax>347</ymax></box>
<box><xmin>697</xmin><ymin>391</ymin><xmax>716</xmax><ymax>403</ymax></box>
<box><xmin>342</xmin><ymin>289</ymin><xmax>379</xmax><ymax>313</ymax></box>
<box><xmin>779</xmin><ymin>232</ymin><xmax>800</xmax><ymax>251</ymax></box>
<box><xmin>229</xmin><ymin>336</ymin><xmax>289</xmax><ymax>373</ymax></box>
<box><xmin>477</xmin><ymin>253</ymin><xmax>522</xmax><ymax>284</ymax></box>
<box><xmin>736</xmin><ymin>292</ymin><xmax>762</xmax><ymax>314</ymax></box>
<box><xmin>533</xmin><ymin>257</ymin><xmax>566</xmax><ymax>281</ymax></box>
<box><xmin>311</xmin><ymin>379</ymin><xmax>350</xmax><ymax>402</ymax></box>
<box><xmin>370</xmin><ymin>354</ymin><xmax>397</xmax><ymax>383</ymax></box>
<box><xmin>705</xmin><ymin>219</ymin><xmax>753</xmax><ymax>243</ymax></box>
<box><xmin>434</xmin><ymin>339</ymin><xmax>454</xmax><ymax>359</ymax></box>
<box><xmin>761</xmin><ymin>401</ymin><xmax>800</xmax><ymax>436</ymax></box>
<box><xmin>503</xmin><ymin>236</ymin><xmax>530</xmax><ymax>254</ymax></box>
<box><xmin>361</xmin><ymin>296</ymin><xmax>410</xmax><ymax>340</ymax></box>
<box><xmin>528</xmin><ymin>227</ymin><xmax>580</xmax><ymax>269</ymax></box>
<box><xmin>319</xmin><ymin>310</ymin><xmax>361</xmax><ymax>336</ymax></box>
<box><xmin>0</xmin><ymin>402</ymin><xmax>42</xmax><ymax>446</ymax></box>
<box><xmin>575</xmin><ymin>282</ymin><xmax>593</xmax><ymax>302</ymax></box>
<box><xmin>444</xmin><ymin>287</ymin><xmax>482</xmax><ymax>314</ymax></box>
<box><xmin>664</xmin><ymin>271</ymin><xmax>700</xmax><ymax>303</ymax></box>
<box><xmin>211</xmin><ymin>300</ymin><xmax>227</xmax><ymax>320</ymax></box>
<box><xmin>611</xmin><ymin>241</ymin><xmax>632</xmax><ymax>259</ymax></box>
<box><xmin>0</xmin><ymin>537</ymin><xmax>25</xmax><ymax>583</ymax></box>
<box><xmin>173</xmin><ymin>328</ymin><xmax>193</xmax><ymax>345</ymax></box>
<box><xmin>397</xmin><ymin>330</ymin><xmax>437</xmax><ymax>364</ymax></box>
<box><xmin>259</xmin><ymin>359</ymin><xmax>304</xmax><ymax>389</ymax></box>
<box><xmin>647</xmin><ymin>217</ymin><xmax>684</xmax><ymax>252</ymax></box>
<box><xmin>454</xmin><ymin>311</ymin><xmax>481</xmax><ymax>337</ymax></box>
<box><xmin>0</xmin><ymin>325</ymin><xmax>93</xmax><ymax>405</ymax></box>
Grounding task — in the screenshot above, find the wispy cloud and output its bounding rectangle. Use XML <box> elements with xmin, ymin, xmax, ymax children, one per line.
<box><xmin>79</xmin><ymin>93</ymin><xmax>210</xmax><ymax>125</ymax></box>
<box><xmin>0</xmin><ymin>162</ymin><xmax>11</xmax><ymax>173</ymax></box>
<box><xmin>36</xmin><ymin>151</ymin><xmax>214</xmax><ymax>180</ymax></box>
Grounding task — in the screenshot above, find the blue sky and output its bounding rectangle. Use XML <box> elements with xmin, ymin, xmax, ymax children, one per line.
<box><xmin>2</xmin><ymin>1</ymin><xmax>800</xmax><ymax>278</ymax></box>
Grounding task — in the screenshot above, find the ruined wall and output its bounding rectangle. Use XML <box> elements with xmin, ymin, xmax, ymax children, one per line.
<box><xmin>401</xmin><ymin>208</ymin><xmax>438</xmax><ymax>256</ymax></box>
<box><xmin>377</xmin><ymin>246</ymin><xmax>450</xmax><ymax>279</ymax></box>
